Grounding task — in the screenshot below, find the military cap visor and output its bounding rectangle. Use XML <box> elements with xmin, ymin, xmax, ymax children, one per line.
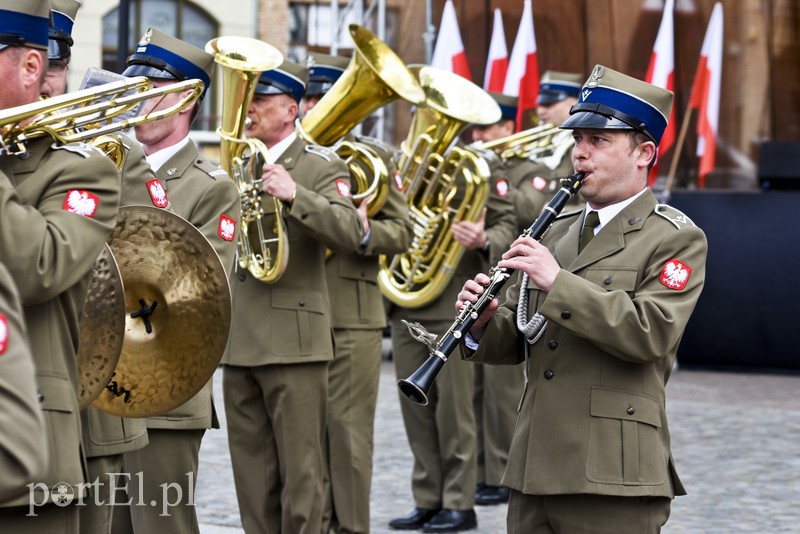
<box><xmin>304</xmin><ymin>80</ymin><xmax>335</xmax><ymax>98</ymax></box>
<box><xmin>255</xmin><ymin>69</ymin><xmax>305</xmax><ymax>103</ymax></box>
<box><xmin>537</xmin><ymin>82</ymin><xmax>581</xmax><ymax>107</ymax></box>
<box><xmin>0</xmin><ymin>4</ymin><xmax>51</xmax><ymax>51</ymax></box>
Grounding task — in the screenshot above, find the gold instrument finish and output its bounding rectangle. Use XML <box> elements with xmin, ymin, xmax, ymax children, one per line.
<box><xmin>473</xmin><ymin>122</ymin><xmax>561</xmax><ymax>161</ymax></box>
<box><xmin>206</xmin><ymin>36</ymin><xmax>286</xmax><ymax>283</ymax></box>
<box><xmin>92</xmin><ymin>206</ymin><xmax>232</xmax><ymax>418</ymax></box>
<box><xmin>378</xmin><ymin>65</ymin><xmax>500</xmax><ymax>309</ymax></box>
<box><xmin>298</xmin><ymin>24</ymin><xmax>425</xmax><ymax>216</ymax></box>
<box><xmin>0</xmin><ymin>76</ymin><xmax>203</xmax><ymax>156</ymax></box>
<box><xmin>77</xmin><ymin>244</ymin><xmax>125</xmax><ymax>408</ymax></box>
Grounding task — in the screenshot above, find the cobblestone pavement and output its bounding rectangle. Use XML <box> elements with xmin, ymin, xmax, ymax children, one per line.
<box><xmin>197</xmin><ymin>361</ymin><xmax>800</xmax><ymax>534</ymax></box>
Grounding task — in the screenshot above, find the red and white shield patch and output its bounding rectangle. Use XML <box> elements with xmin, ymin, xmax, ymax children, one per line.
<box><xmin>63</xmin><ymin>190</ymin><xmax>99</xmax><ymax>218</ymax></box>
<box><xmin>495</xmin><ymin>178</ymin><xmax>509</xmax><ymax>197</ymax></box>
<box><xmin>218</xmin><ymin>215</ymin><xmax>236</xmax><ymax>242</ymax></box>
<box><xmin>532</xmin><ymin>176</ymin><xmax>548</xmax><ymax>191</ymax></box>
<box><xmin>659</xmin><ymin>259</ymin><xmax>692</xmax><ymax>290</ymax></box>
<box><xmin>0</xmin><ymin>313</ymin><xmax>7</xmax><ymax>355</ymax></box>
<box><xmin>147</xmin><ymin>179</ymin><xmax>169</xmax><ymax>208</ymax></box>
<box><xmin>335</xmin><ymin>179</ymin><xmax>351</xmax><ymax>197</ymax></box>
<box><xmin>393</xmin><ymin>171</ymin><xmax>405</xmax><ymax>191</ymax></box>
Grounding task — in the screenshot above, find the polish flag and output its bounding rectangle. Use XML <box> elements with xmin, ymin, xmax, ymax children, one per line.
<box><xmin>483</xmin><ymin>9</ymin><xmax>508</xmax><ymax>92</ymax></box>
<box><xmin>503</xmin><ymin>0</ymin><xmax>539</xmax><ymax>131</ymax></box>
<box><xmin>688</xmin><ymin>2</ymin><xmax>724</xmax><ymax>188</ymax></box>
<box><xmin>431</xmin><ymin>0</ymin><xmax>472</xmax><ymax>81</ymax></box>
<box><xmin>644</xmin><ymin>0</ymin><xmax>676</xmax><ymax>187</ymax></box>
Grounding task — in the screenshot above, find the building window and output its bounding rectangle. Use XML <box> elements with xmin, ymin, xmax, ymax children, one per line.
<box><xmin>102</xmin><ymin>0</ymin><xmax>218</xmax><ymax>130</ymax></box>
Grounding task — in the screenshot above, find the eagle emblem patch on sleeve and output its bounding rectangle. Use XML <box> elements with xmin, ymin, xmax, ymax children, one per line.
<box><xmin>147</xmin><ymin>179</ymin><xmax>169</xmax><ymax>208</ymax></box>
<box><xmin>659</xmin><ymin>259</ymin><xmax>692</xmax><ymax>290</ymax></box>
<box><xmin>218</xmin><ymin>215</ymin><xmax>236</xmax><ymax>242</ymax></box>
<box><xmin>335</xmin><ymin>179</ymin><xmax>352</xmax><ymax>197</ymax></box>
<box><xmin>0</xmin><ymin>313</ymin><xmax>7</xmax><ymax>355</ymax></box>
<box><xmin>63</xmin><ymin>190</ymin><xmax>99</xmax><ymax>218</ymax></box>
<box><xmin>495</xmin><ymin>178</ymin><xmax>509</xmax><ymax>197</ymax></box>
<box><xmin>532</xmin><ymin>176</ymin><xmax>548</xmax><ymax>191</ymax></box>
<box><xmin>393</xmin><ymin>171</ymin><xmax>405</xmax><ymax>191</ymax></box>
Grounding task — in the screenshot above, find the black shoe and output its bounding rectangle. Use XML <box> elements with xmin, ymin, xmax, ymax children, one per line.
<box><xmin>475</xmin><ymin>485</ymin><xmax>510</xmax><ymax>505</ymax></box>
<box><xmin>422</xmin><ymin>509</ymin><xmax>477</xmax><ymax>532</ymax></box>
<box><xmin>389</xmin><ymin>507</ymin><xmax>440</xmax><ymax>530</ymax></box>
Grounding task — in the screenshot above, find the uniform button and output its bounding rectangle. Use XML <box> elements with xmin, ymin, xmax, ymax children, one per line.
<box><xmin>627</xmin><ymin>406</ymin><xmax>635</xmax><ymax>415</ymax></box>
<box><xmin>547</xmin><ymin>339</ymin><xmax>558</xmax><ymax>350</ymax></box>
<box><xmin>299</xmin><ymin>300</ymin><xmax>305</xmax><ymax>307</ymax></box>
<box><xmin>238</xmin><ymin>274</ymin><xmax>246</xmax><ymax>282</ymax></box>
<box><xmin>37</xmin><ymin>390</ymin><xmax>44</xmax><ymax>403</ymax></box>
<box><xmin>561</xmin><ymin>311</ymin><xmax>571</xmax><ymax>319</ymax></box>
<box><xmin>543</xmin><ymin>369</ymin><xmax>555</xmax><ymax>380</ymax></box>
<box><xmin>301</xmin><ymin>213</ymin><xmax>308</xmax><ymax>220</ymax></box>
<box><xmin>604</xmin><ymin>276</ymin><xmax>613</xmax><ymax>285</ymax></box>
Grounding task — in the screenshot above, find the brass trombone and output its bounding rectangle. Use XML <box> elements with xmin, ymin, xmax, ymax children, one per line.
<box><xmin>472</xmin><ymin>122</ymin><xmax>560</xmax><ymax>161</ymax></box>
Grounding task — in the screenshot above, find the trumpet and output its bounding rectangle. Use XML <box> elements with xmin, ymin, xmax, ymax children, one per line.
<box><xmin>0</xmin><ymin>76</ymin><xmax>203</xmax><ymax>156</ymax></box>
<box><xmin>398</xmin><ymin>172</ymin><xmax>586</xmax><ymax>405</ymax></box>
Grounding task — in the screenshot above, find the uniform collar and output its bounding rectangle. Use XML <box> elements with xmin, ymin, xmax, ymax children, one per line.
<box><xmin>143</xmin><ymin>135</ymin><xmax>190</xmax><ymax>172</ymax></box>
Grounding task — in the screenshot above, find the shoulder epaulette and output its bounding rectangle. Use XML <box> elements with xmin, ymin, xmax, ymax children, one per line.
<box><xmin>305</xmin><ymin>144</ymin><xmax>335</xmax><ymax>162</ymax></box>
<box><xmin>51</xmin><ymin>142</ymin><xmax>102</xmax><ymax>159</ymax></box>
<box><xmin>654</xmin><ymin>204</ymin><xmax>696</xmax><ymax>229</ymax></box>
<box><xmin>470</xmin><ymin>145</ymin><xmax>500</xmax><ymax>163</ymax></box>
<box><xmin>193</xmin><ymin>157</ymin><xmax>228</xmax><ymax>179</ymax></box>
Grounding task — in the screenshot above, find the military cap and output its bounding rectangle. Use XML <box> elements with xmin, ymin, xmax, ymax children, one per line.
<box><xmin>488</xmin><ymin>92</ymin><xmax>518</xmax><ymax>123</ymax></box>
<box><xmin>305</xmin><ymin>52</ymin><xmax>350</xmax><ymax>98</ymax></box>
<box><xmin>0</xmin><ymin>0</ymin><xmax>50</xmax><ymax>52</ymax></box>
<box><xmin>254</xmin><ymin>60</ymin><xmax>308</xmax><ymax>103</ymax></box>
<box><xmin>560</xmin><ymin>64</ymin><xmax>674</xmax><ymax>146</ymax></box>
<box><xmin>123</xmin><ymin>28</ymin><xmax>214</xmax><ymax>98</ymax></box>
<box><xmin>48</xmin><ymin>0</ymin><xmax>80</xmax><ymax>61</ymax></box>
<box><xmin>537</xmin><ymin>70</ymin><xmax>583</xmax><ymax>106</ymax></box>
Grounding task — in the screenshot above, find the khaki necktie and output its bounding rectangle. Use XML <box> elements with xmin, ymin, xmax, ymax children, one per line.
<box><xmin>579</xmin><ymin>211</ymin><xmax>600</xmax><ymax>253</ymax></box>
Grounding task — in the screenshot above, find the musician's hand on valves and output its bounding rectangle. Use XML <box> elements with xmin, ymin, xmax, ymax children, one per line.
<box><xmin>456</xmin><ymin>273</ymin><xmax>499</xmax><ymax>341</ymax></box>
<box><xmin>261</xmin><ymin>163</ymin><xmax>297</xmax><ymax>203</ymax></box>
<box><xmin>499</xmin><ymin>236</ymin><xmax>561</xmax><ymax>293</ymax></box>
<box><xmin>451</xmin><ymin>208</ymin><xmax>488</xmax><ymax>250</ymax></box>
<box><xmin>356</xmin><ymin>195</ymin><xmax>371</xmax><ymax>237</ymax></box>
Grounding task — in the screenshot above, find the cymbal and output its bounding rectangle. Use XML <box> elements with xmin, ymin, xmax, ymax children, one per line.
<box><xmin>92</xmin><ymin>206</ymin><xmax>232</xmax><ymax>418</ymax></box>
<box><xmin>77</xmin><ymin>244</ymin><xmax>125</xmax><ymax>408</ymax></box>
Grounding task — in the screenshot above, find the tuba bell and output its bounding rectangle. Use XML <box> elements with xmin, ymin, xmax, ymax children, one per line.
<box><xmin>377</xmin><ymin>65</ymin><xmax>501</xmax><ymax>309</ymax></box>
<box><xmin>205</xmin><ymin>36</ymin><xmax>287</xmax><ymax>283</ymax></box>
<box><xmin>298</xmin><ymin>24</ymin><xmax>425</xmax><ymax>216</ymax></box>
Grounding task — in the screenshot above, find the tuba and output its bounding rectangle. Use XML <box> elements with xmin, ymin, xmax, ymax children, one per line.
<box><xmin>205</xmin><ymin>36</ymin><xmax>286</xmax><ymax>283</ymax></box>
<box><xmin>298</xmin><ymin>24</ymin><xmax>425</xmax><ymax>216</ymax></box>
<box><xmin>377</xmin><ymin>65</ymin><xmax>501</xmax><ymax>309</ymax></box>
<box><xmin>472</xmin><ymin>122</ymin><xmax>561</xmax><ymax>161</ymax></box>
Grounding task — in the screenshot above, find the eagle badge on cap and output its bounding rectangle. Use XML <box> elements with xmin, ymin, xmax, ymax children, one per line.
<box><xmin>139</xmin><ymin>28</ymin><xmax>152</xmax><ymax>46</ymax></box>
<box><xmin>0</xmin><ymin>313</ymin><xmax>7</xmax><ymax>355</ymax></box>
<box><xmin>586</xmin><ymin>65</ymin><xmax>604</xmax><ymax>88</ymax></box>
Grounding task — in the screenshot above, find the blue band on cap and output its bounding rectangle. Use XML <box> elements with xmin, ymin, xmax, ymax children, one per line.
<box><xmin>309</xmin><ymin>64</ymin><xmax>345</xmax><ymax>83</ymax></box>
<box><xmin>258</xmin><ymin>69</ymin><xmax>304</xmax><ymax>102</ymax></box>
<box><xmin>51</xmin><ymin>11</ymin><xmax>74</xmax><ymax>35</ymax></box>
<box><xmin>540</xmin><ymin>81</ymin><xmax>580</xmax><ymax>98</ymax></box>
<box><xmin>0</xmin><ymin>9</ymin><xmax>50</xmax><ymax>48</ymax></box>
<box><xmin>576</xmin><ymin>85</ymin><xmax>667</xmax><ymax>144</ymax></box>
<box><xmin>133</xmin><ymin>43</ymin><xmax>211</xmax><ymax>96</ymax></box>
<box><xmin>497</xmin><ymin>102</ymin><xmax>518</xmax><ymax>122</ymax></box>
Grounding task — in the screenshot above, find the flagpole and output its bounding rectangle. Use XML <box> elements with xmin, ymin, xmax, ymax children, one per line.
<box><xmin>424</xmin><ymin>0</ymin><xmax>435</xmax><ymax>63</ymax></box>
<box><xmin>663</xmin><ymin>104</ymin><xmax>695</xmax><ymax>197</ymax></box>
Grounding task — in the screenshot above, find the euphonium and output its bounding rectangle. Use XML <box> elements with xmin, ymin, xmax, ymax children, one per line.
<box><xmin>0</xmin><ymin>76</ymin><xmax>203</xmax><ymax>157</ymax></box>
<box><xmin>298</xmin><ymin>24</ymin><xmax>425</xmax><ymax>216</ymax></box>
<box><xmin>205</xmin><ymin>36</ymin><xmax>286</xmax><ymax>283</ymax></box>
<box><xmin>377</xmin><ymin>65</ymin><xmax>501</xmax><ymax>309</ymax></box>
<box><xmin>473</xmin><ymin>122</ymin><xmax>561</xmax><ymax>161</ymax></box>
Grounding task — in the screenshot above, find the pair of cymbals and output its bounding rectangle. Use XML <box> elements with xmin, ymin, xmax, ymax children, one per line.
<box><xmin>78</xmin><ymin>206</ymin><xmax>231</xmax><ymax>417</ymax></box>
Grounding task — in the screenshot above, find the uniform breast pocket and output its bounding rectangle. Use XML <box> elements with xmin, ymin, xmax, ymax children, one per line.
<box><xmin>585</xmin><ymin>267</ymin><xmax>638</xmax><ymax>296</ymax></box>
<box><xmin>271</xmin><ymin>288</ymin><xmax>327</xmax><ymax>356</ymax></box>
<box><xmin>585</xmin><ymin>387</ymin><xmax>667</xmax><ymax>487</ymax></box>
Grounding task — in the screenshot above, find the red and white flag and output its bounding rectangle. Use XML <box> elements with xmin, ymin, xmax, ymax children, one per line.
<box><xmin>688</xmin><ymin>2</ymin><xmax>724</xmax><ymax>188</ymax></box>
<box><xmin>483</xmin><ymin>8</ymin><xmax>508</xmax><ymax>92</ymax></box>
<box><xmin>644</xmin><ymin>0</ymin><xmax>676</xmax><ymax>187</ymax></box>
<box><xmin>503</xmin><ymin>0</ymin><xmax>539</xmax><ymax>131</ymax></box>
<box><xmin>431</xmin><ymin>0</ymin><xmax>472</xmax><ymax>81</ymax></box>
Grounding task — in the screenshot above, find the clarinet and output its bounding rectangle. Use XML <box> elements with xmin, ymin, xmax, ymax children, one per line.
<box><xmin>398</xmin><ymin>172</ymin><xmax>586</xmax><ymax>405</ymax></box>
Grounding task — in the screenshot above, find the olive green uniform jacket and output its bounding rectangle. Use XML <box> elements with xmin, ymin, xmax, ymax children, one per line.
<box><xmin>0</xmin><ymin>261</ymin><xmax>47</xmax><ymax>504</ymax></box>
<box><xmin>226</xmin><ymin>137</ymin><xmax>363</xmax><ymax>365</ymax></box>
<box><xmin>0</xmin><ymin>138</ymin><xmax>121</xmax><ymax>506</ymax></box>
<box><xmin>464</xmin><ymin>190</ymin><xmax>706</xmax><ymax>498</ymax></box>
